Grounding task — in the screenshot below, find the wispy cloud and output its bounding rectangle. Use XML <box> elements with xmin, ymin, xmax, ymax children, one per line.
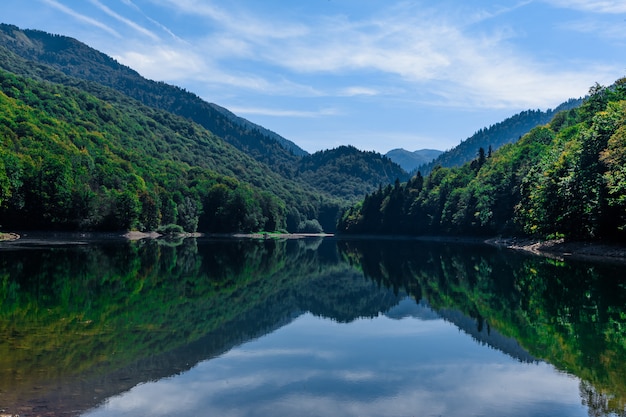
<box><xmin>113</xmin><ymin>0</ymin><xmax>623</xmax><ymax>109</ymax></box>
<box><xmin>89</xmin><ymin>0</ymin><xmax>159</xmax><ymax>41</ymax></box>
<box><xmin>544</xmin><ymin>0</ymin><xmax>626</xmax><ymax>13</ymax></box>
<box><xmin>227</xmin><ymin>107</ymin><xmax>340</xmax><ymax>118</ymax></box>
<box><xmin>558</xmin><ymin>18</ymin><xmax>626</xmax><ymax>40</ymax></box>
<box><xmin>338</xmin><ymin>87</ymin><xmax>381</xmax><ymax>97</ymax></box>
<box><xmin>149</xmin><ymin>0</ymin><xmax>308</xmax><ymax>41</ymax></box>
<box><xmin>467</xmin><ymin>1</ymin><xmax>534</xmax><ymax>25</ymax></box>
<box><xmin>40</xmin><ymin>0</ymin><xmax>120</xmax><ymax>37</ymax></box>
<box><xmin>230</xmin><ymin>6</ymin><xmax>599</xmax><ymax>108</ymax></box>
<box><xmin>121</xmin><ymin>0</ymin><xmax>184</xmax><ymax>42</ymax></box>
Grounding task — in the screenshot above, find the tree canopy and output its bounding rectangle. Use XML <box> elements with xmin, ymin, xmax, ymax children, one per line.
<box><xmin>339</xmin><ymin>78</ymin><xmax>626</xmax><ymax>242</ymax></box>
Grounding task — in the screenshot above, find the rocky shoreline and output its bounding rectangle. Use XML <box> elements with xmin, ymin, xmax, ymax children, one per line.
<box><xmin>486</xmin><ymin>237</ymin><xmax>626</xmax><ymax>263</ymax></box>
<box><xmin>0</xmin><ymin>232</ymin><xmax>20</xmax><ymax>241</ymax></box>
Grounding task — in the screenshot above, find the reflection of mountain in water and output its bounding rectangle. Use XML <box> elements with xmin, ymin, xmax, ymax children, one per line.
<box><xmin>436</xmin><ymin>308</ymin><xmax>538</xmax><ymax>363</ymax></box>
<box><xmin>385</xmin><ymin>297</ymin><xmax>537</xmax><ymax>363</ymax></box>
<box><xmin>0</xmin><ymin>237</ymin><xmax>402</xmax><ymax>416</ymax></box>
<box><xmin>339</xmin><ymin>238</ymin><xmax>626</xmax><ymax>417</ymax></box>
<box><xmin>385</xmin><ymin>297</ymin><xmax>439</xmax><ymax>321</ymax></box>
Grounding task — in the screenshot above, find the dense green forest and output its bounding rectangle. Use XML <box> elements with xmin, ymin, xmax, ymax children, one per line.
<box><xmin>0</xmin><ymin>69</ymin><xmax>340</xmax><ymax>232</ymax></box>
<box><xmin>0</xmin><ymin>24</ymin><xmax>413</xmax><ymax>233</ymax></box>
<box><xmin>0</xmin><ymin>24</ymin><xmax>306</xmax><ymax>174</ymax></box>
<box><xmin>298</xmin><ymin>145</ymin><xmax>409</xmax><ymax>201</ymax></box>
<box><xmin>2</xmin><ymin>23</ymin><xmax>625</xmax><ymax>240</ymax></box>
<box><xmin>417</xmin><ymin>99</ymin><xmax>583</xmax><ymax>176</ymax></box>
<box><xmin>339</xmin><ymin>78</ymin><xmax>626</xmax><ymax>242</ymax></box>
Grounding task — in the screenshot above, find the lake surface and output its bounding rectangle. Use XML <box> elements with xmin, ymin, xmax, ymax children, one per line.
<box><xmin>0</xmin><ymin>235</ymin><xmax>624</xmax><ymax>417</ymax></box>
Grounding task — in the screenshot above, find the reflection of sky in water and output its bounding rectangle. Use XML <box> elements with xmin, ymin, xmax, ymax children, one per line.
<box><xmin>82</xmin><ymin>307</ymin><xmax>586</xmax><ymax>417</ymax></box>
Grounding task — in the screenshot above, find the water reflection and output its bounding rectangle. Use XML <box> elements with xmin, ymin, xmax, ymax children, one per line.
<box><xmin>0</xmin><ymin>236</ymin><xmax>624</xmax><ymax>416</ymax></box>
<box><xmin>84</xmin><ymin>312</ymin><xmax>584</xmax><ymax>417</ymax></box>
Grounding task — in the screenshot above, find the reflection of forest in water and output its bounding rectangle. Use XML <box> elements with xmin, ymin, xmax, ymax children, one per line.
<box><xmin>0</xmin><ymin>236</ymin><xmax>624</xmax><ymax>416</ymax></box>
<box><xmin>339</xmin><ymin>239</ymin><xmax>626</xmax><ymax>417</ymax></box>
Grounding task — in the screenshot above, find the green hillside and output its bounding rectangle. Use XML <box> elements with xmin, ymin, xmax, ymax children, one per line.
<box><xmin>0</xmin><ymin>68</ymin><xmax>339</xmax><ymax>232</ymax></box>
<box><xmin>0</xmin><ymin>24</ymin><xmax>305</xmax><ymax>175</ymax></box>
<box><xmin>339</xmin><ymin>78</ymin><xmax>626</xmax><ymax>242</ymax></box>
<box><xmin>298</xmin><ymin>145</ymin><xmax>409</xmax><ymax>202</ymax></box>
<box><xmin>418</xmin><ymin>100</ymin><xmax>583</xmax><ymax>176</ymax></box>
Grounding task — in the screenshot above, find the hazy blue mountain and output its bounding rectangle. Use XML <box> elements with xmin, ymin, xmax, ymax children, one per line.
<box><xmin>385</xmin><ymin>148</ymin><xmax>443</xmax><ymax>172</ymax></box>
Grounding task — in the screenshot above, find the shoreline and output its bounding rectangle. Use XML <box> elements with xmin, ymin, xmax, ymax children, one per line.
<box><xmin>2</xmin><ymin>231</ymin><xmax>625</xmax><ymax>262</ymax></box>
<box><xmin>486</xmin><ymin>237</ymin><xmax>626</xmax><ymax>263</ymax></box>
<box><xmin>0</xmin><ymin>232</ymin><xmax>20</xmax><ymax>241</ymax></box>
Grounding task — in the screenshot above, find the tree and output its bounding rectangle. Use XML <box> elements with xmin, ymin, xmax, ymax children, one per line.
<box><xmin>178</xmin><ymin>196</ymin><xmax>199</xmax><ymax>233</ymax></box>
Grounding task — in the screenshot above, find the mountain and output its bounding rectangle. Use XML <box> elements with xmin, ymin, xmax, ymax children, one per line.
<box><xmin>0</xmin><ymin>24</ymin><xmax>307</xmax><ymax>175</ymax></box>
<box><xmin>207</xmin><ymin>102</ymin><xmax>308</xmax><ymax>157</ymax></box>
<box><xmin>298</xmin><ymin>145</ymin><xmax>409</xmax><ymax>201</ymax></box>
<box><xmin>0</xmin><ymin>24</ymin><xmax>413</xmax><ymax>233</ymax></box>
<box><xmin>0</xmin><ymin>67</ymin><xmax>329</xmax><ymax>232</ymax></box>
<box><xmin>385</xmin><ymin>148</ymin><xmax>442</xmax><ymax>172</ymax></box>
<box><xmin>339</xmin><ymin>77</ymin><xmax>626</xmax><ymax>241</ymax></box>
<box><xmin>417</xmin><ymin>100</ymin><xmax>583</xmax><ymax>175</ymax></box>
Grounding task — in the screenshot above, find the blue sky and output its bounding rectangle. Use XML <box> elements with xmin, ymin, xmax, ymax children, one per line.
<box><xmin>1</xmin><ymin>0</ymin><xmax>625</xmax><ymax>153</ymax></box>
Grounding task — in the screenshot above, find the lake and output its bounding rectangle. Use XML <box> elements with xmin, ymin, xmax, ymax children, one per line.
<box><xmin>0</xmin><ymin>235</ymin><xmax>624</xmax><ymax>417</ymax></box>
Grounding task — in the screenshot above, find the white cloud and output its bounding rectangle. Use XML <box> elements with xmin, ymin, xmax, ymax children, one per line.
<box><xmin>150</xmin><ymin>0</ymin><xmax>308</xmax><ymax>39</ymax></box>
<box><xmin>338</xmin><ymin>87</ymin><xmax>381</xmax><ymax>97</ymax></box>
<box><xmin>40</xmin><ymin>0</ymin><xmax>120</xmax><ymax>37</ymax></box>
<box><xmin>54</xmin><ymin>0</ymin><xmax>622</xmax><ymax>114</ymax></box>
<box><xmin>227</xmin><ymin>107</ymin><xmax>340</xmax><ymax>118</ymax></box>
<box><xmin>238</xmin><ymin>7</ymin><xmax>601</xmax><ymax>109</ymax></box>
<box><xmin>559</xmin><ymin>19</ymin><xmax>626</xmax><ymax>39</ymax></box>
<box><xmin>544</xmin><ymin>0</ymin><xmax>626</xmax><ymax>13</ymax></box>
<box><xmin>113</xmin><ymin>46</ymin><xmax>207</xmax><ymax>81</ymax></box>
<box><xmin>89</xmin><ymin>0</ymin><xmax>160</xmax><ymax>41</ymax></box>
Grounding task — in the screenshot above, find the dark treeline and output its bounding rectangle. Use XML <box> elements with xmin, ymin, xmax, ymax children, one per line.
<box><xmin>339</xmin><ymin>78</ymin><xmax>626</xmax><ymax>242</ymax></box>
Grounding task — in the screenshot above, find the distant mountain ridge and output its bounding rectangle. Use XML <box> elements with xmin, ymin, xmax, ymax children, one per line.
<box><xmin>207</xmin><ymin>102</ymin><xmax>308</xmax><ymax>157</ymax></box>
<box><xmin>385</xmin><ymin>148</ymin><xmax>443</xmax><ymax>172</ymax></box>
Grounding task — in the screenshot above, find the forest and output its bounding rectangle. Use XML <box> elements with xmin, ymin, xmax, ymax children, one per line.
<box><xmin>2</xmin><ymin>23</ymin><xmax>626</xmax><ymax>241</ymax></box>
<box><xmin>338</xmin><ymin>79</ymin><xmax>626</xmax><ymax>242</ymax></box>
<box><xmin>417</xmin><ymin>99</ymin><xmax>582</xmax><ymax>176</ymax></box>
<box><xmin>0</xmin><ymin>24</ymin><xmax>414</xmax><ymax>234</ymax></box>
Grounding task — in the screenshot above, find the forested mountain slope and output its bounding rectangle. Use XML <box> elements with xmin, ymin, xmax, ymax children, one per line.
<box><xmin>0</xmin><ymin>69</ymin><xmax>339</xmax><ymax>232</ymax></box>
<box><xmin>297</xmin><ymin>146</ymin><xmax>409</xmax><ymax>201</ymax></box>
<box><xmin>339</xmin><ymin>78</ymin><xmax>626</xmax><ymax>242</ymax></box>
<box><xmin>0</xmin><ymin>24</ymin><xmax>405</xmax><ymax>214</ymax></box>
<box><xmin>0</xmin><ymin>23</ymin><xmax>306</xmax><ymax>174</ymax></box>
<box><xmin>418</xmin><ymin>99</ymin><xmax>583</xmax><ymax>175</ymax></box>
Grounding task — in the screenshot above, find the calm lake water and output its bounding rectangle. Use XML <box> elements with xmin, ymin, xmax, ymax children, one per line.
<box><xmin>0</xmin><ymin>235</ymin><xmax>624</xmax><ymax>417</ymax></box>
